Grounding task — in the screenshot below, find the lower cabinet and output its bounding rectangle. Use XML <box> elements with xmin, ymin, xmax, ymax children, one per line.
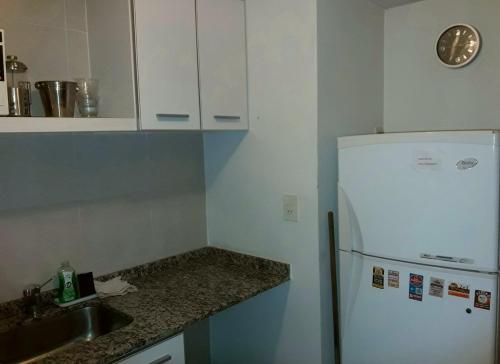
<box><xmin>118</xmin><ymin>333</ymin><xmax>185</xmax><ymax>364</ymax></box>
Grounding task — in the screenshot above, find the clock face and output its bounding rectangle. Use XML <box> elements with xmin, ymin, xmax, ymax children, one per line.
<box><xmin>437</xmin><ymin>24</ymin><xmax>481</xmax><ymax>68</ymax></box>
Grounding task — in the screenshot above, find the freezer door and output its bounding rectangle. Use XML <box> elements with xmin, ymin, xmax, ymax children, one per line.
<box><xmin>340</xmin><ymin>251</ymin><xmax>497</xmax><ymax>364</ymax></box>
<box><xmin>338</xmin><ymin>138</ymin><xmax>499</xmax><ymax>272</ymax></box>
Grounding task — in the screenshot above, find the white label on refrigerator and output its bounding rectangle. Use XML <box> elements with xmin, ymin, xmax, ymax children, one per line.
<box><xmin>413</xmin><ymin>151</ymin><xmax>441</xmax><ymax>171</ymax></box>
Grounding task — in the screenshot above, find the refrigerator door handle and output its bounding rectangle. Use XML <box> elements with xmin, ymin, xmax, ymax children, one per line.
<box><xmin>338</xmin><ymin>184</ymin><xmax>364</xmax><ymax>253</ymax></box>
<box><xmin>420</xmin><ymin>253</ymin><xmax>474</xmax><ymax>265</ymax></box>
<box><xmin>341</xmin><ymin>251</ymin><xmax>364</xmax><ymax>333</ymax></box>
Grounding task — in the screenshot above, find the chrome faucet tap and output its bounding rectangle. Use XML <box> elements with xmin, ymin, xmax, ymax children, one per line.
<box><xmin>23</xmin><ymin>277</ymin><xmax>52</xmax><ymax>320</ymax></box>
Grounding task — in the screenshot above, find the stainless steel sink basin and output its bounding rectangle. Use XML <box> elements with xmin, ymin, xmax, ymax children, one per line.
<box><xmin>0</xmin><ymin>305</ymin><xmax>133</xmax><ymax>363</ymax></box>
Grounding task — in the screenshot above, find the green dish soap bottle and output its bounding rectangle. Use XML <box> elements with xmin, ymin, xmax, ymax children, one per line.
<box><xmin>57</xmin><ymin>261</ymin><xmax>79</xmax><ymax>303</ymax></box>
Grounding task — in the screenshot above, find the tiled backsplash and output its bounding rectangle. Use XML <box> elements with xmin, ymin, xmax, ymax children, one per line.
<box><xmin>0</xmin><ymin>132</ymin><xmax>202</xmax><ymax>209</ymax></box>
<box><xmin>0</xmin><ymin>132</ymin><xmax>207</xmax><ymax>302</ymax></box>
<box><xmin>0</xmin><ymin>0</ymin><xmax>91</xmax><ymax>116</ymax></box>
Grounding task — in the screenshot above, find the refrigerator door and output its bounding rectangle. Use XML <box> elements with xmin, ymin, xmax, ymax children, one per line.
<box><xmin>340</xmin><ymin>251</ymin><xmax>497</xmax><ymax>364</ymax></box>
<box><xmin>338</xmin><ymin>131</ymin><xmax>499</xmax><ymax>272</ymax></box>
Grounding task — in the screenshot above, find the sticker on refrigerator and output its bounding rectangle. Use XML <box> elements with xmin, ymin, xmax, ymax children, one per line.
<box><xmin>448</xmin><ymin>282</ymin><xmax>470</xmax><ymax>299</ymax></box>
<box><xmin>428</xmin><ymin>277</ymin><xmax>445</xmax><ymax>298</ymax></box>
<box><xmin>372</xmin><ymin>266</ymin><xmax>384</xmax><ymax>289</ymax></box>
<box><xmin>413</xmin><ymin>151</ymin><xmax>441</xmax><ymax>171</ymax></box>
<box><xmin>388</xmin><ymin>270</ymin><xmax>399</xmax><ymax>288</ymax></box>
<box><xmin>409</xmin><ymin>273</ymin><xmax>423</xmax><ymax>301</ymax></box>
<box><xmin>474</xmin><ymin>290</ymin><xmax>491</xmax><ymax>310</ymax></box>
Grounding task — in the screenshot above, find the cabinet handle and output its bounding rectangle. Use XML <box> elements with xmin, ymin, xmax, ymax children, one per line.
<box><xmin>214</xmin><ymin>115</ymin><xmax>240</xmax><ymax>121</ymax></box>
<box><xmin>156</xmin><ymin>113</ymin><xmax>190</xmax><ymax>119</ymax></box>
<box><xmin>149</xmin><ymin>354</ymin><xmax>172</xmax><ymax>364</ymax></box>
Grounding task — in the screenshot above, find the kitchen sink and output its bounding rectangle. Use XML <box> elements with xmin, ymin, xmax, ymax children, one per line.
<box><xmin>0</xmin><ymin>305</ymin><xmax>133</xmax><ymax>364</ymax></box>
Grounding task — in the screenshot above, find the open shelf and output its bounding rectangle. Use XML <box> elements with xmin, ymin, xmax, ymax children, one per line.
<box><xmin>0</xmin><ymin>117</ymin><xmax>138</xmax><ymax>133</ymax></box>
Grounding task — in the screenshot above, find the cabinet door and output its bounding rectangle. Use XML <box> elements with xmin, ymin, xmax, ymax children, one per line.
<box><xmin>135</xmin><ymin>0</ymin><xmax>200</xmax><ymax>130</ymax></box>
<box><xmin>197</xmin><ymin>0</ymin><xmax>249</xmax><ymax>130</ymax></box>
<box><xmin>119</xmin><ymin>334</ymin><xmax>185</xmax><ymax>364</ymax></box>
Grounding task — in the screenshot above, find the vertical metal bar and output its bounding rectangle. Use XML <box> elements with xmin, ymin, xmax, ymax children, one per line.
<box><xmin>128</xmin><ymin>0</ymin><xmax>141</xmax><ymax>129</ymax></box>
<box><xmin>495</xmin><ymin>273</ymin><xmax>499</xmax><ymax>364</ymax></box>
<box><xmin>194</xmin><ymin>0</ymin><xmax>202</xmax><ymax>125</ymax></box>
<box><xmin>328</xmin><ymin>211</ymin><xmax>341</xmax><ymax>363</ymax></box>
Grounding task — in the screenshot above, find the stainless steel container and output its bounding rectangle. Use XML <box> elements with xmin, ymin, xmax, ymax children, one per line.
<box><xmin>6</xmin><ymin>55</ymin><xmax>31</xmax><ymax>117</ymax></box>
<box><xmin>8</xmin><ymin>81</ymin><xmax>31</xmax><ymax>116</ymax></box>
<box><xmin>35</xmin><ymin>81</ymin><xmax>77</xmax><ymax>117</ymax></box>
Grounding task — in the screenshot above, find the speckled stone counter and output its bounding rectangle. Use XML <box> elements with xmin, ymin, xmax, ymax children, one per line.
<box><xmin>0</xmin><ymin>247</ymin><xmax>290</xmax><ymax>364</ymax></box>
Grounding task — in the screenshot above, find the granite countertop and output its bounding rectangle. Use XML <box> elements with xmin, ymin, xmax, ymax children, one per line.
<box><xmin>0</xmin><ymin>247</ymin><xmax>290</xmax><ymax>364</ymax></box>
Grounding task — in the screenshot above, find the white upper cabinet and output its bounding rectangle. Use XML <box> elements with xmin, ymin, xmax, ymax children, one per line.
<box><xmin>134</xmin><ymin>0</ymin><xmax>249</xmax><ymax>131</ymax></box>
<box><xmin>134</xmin><ymin>0</ymin><xmax>201</xmax><ymax>130</ymax></box>
<box><xmin>197</xmin><ymin>0</ymin><xmax>249</xmax><ymax>130</ymax></box>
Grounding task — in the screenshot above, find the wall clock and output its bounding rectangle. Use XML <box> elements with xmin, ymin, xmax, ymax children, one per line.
<box><xmin>436</xmin><ymin>24</ymin><xmax>481</xmax><ymax>68</ymax></box>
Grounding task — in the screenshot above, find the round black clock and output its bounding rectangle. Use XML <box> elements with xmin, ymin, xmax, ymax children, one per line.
<box><xmin>437</xmin><ymin>24</ymin><xmax>481</xmax><ymax>68</ymax></box>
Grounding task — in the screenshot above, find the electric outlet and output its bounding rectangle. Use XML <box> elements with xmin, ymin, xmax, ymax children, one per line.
<box><xmin>283</xmin><ymin>194</ymin><xmax>298</xmax><ymax>222</ymax></box>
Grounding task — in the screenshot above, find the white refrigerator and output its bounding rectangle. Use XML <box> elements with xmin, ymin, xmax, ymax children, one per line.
<box><xmin>338</xmin><ymin>131</ymin><xmax>499</xmax><ymax>364</ymax></box>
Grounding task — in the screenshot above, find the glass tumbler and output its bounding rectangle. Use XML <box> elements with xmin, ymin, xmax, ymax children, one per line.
<box><xmin>75</xmin><ymin>79</ymin><xmax>99</xmax><ymax>117</ymax></box>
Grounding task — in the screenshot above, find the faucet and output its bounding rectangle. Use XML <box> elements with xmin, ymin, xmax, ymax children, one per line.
<box><xmin>23</xmin><ymin>277</ymin><xmax>52</xmax><ymax>320</ymax></box>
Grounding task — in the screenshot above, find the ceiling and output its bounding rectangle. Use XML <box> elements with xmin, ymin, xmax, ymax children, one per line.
<box><xmin>370</xmin><ymin>0</ymin><xmax>424</xmax><ymax>9</ymax></box>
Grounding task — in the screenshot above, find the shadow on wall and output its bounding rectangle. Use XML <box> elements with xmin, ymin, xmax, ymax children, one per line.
<box><xmin>203</xmin><ymin>131</ymin><xmax>247</xmax><ymax>188</ymax></box>
<box><xmin>210</xmin><ymin>282</ymin><xmax>290</xmax><ymax>364</ymax></box>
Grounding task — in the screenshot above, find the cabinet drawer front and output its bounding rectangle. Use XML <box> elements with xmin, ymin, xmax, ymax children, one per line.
<box><xmin>197</xmin><ymin>0</ymin><xmax>249</xmax><ymax>130</ymax></box>
<box><xmin>135</xmin><ymin>0</ymin><xmax>201</xmax><ymax>130</ymax></box>
<box><xmin>119</xmin><ymin>334</ymin><xmax>185</xmax><ymax>364</ymax></box>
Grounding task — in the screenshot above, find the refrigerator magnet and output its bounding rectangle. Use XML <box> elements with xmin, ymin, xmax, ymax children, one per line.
<box><xmin>474</xmin><ymin>290</ymin><xmax>491</xmax><ymax>310</ymax></box>
<box><xmin>428</xmin><ymin>277</ymin><xmax>445</xmax><ymax>298</ymax></box>
<box><xmin>448</xmin><ymin>282</ymin><xmax>470</xmax><ymax>299</ymax></box>
<box><xmin>372</xmin><ymin>266</ymin><xmax>384</xmax><ymax>289</ymax></box>
<box><xmin>388</xmin><ymin>270</ymin><xmax>399</xmax><ymax>288</ymax></box>
<box><xmin>409</xmin><ymin>273</ymin><xmax>424</xmax><ymax>301</ymax></box>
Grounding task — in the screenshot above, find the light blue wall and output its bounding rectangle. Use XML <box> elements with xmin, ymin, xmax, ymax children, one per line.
<box><xmin>204</xmin><ymin>0</ymin><xmax>384</xmax><ymax>362</ymax></box>
<box><xmin>317</xmin><ymin>0</ymin><xmax>384</xmax><ymax>362</ymax></box>
<box><xmin>384</xmin><ymin>0</ymin><xmax>500</xmax><ymax>132</ymax></box>
<box><xmin>204</xmin><ymin>0</ymin><xmax>322</xmax><ymax>362</ymax></box>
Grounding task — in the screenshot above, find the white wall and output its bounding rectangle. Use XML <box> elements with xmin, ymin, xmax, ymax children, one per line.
<box><xmin>317</xmin><ymin>0</ymin><xmax>384</xmax><ymax>362</ymax></box>
<box><xmin>0</xmin><ymin>132</ymin><xmax>206</xmax><ymax>302</ymax></box>
<box><xmin>384</xmin><ymin>0</ymin><xmax>500</xmax><ymax>132</ymax></box>
<box><xmin>204</xmin><ymin>0</ymin><xmax>322</xmax><ymax>362</ymax></box>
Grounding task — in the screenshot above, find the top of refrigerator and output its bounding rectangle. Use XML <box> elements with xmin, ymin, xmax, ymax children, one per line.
<box><xmin>337</xmin><ymin>130</ymin><xmax>500</xmax><ymax>273</ymax></box>
<box><xmin>339</xmin><ymin>130</ymin><xmax>499</xmax><ymax>149</ymax></box>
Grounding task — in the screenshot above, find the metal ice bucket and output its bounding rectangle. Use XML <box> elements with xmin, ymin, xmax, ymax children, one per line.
<box><xmin>35</xmin><ymin>81</ymin><xmax>77</xmax><ymax>117</ymax></box>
